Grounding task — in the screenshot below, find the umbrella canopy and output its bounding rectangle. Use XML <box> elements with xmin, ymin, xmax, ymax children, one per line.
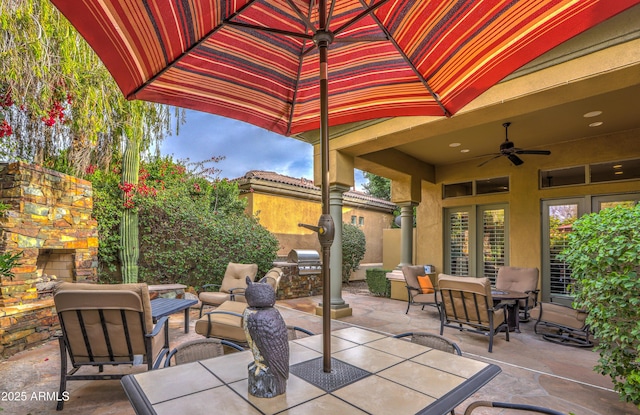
<box><xmin>50</xmin><ymin>0</ymin><xmax>639</xmax><ymax>372</ymax></box>
<box><xmin>51</xmin><ymin>0</ymin><xmax>638</xmax><ymax>137</ymax></box>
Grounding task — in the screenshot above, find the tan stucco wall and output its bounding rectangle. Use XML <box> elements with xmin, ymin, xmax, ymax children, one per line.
<box><xmin>243</xmin><ymin>191</ymin><xmax>393</xmax><ymax>261</ymax></box>
<box><xmin>382</xmin><ymin>229</ymin><xmax>417</xmax><ymax>270</ymax></box>
<box><xmin>342</xmin><ymin>206</ymin><xmax>394</xmax><ymax>264</ymax></box>
<box><xmin>417</xmin><ymin>129</ymin><xmax>640</xmax><ymax>275</ymax></box>
<box><xmin>243</xmin><ymin>192</ymin><xmax>320</xmax><ymax>256</ymax></box>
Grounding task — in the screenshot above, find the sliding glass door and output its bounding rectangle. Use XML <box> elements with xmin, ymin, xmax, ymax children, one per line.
<box><xmin>542</xmin><ymin>193</ymin><xmax>639</xmax><ymax>304</ymax></box>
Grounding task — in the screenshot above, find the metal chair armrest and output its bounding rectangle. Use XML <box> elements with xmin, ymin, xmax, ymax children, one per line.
<box><xmin>203</xmin><ymin>310</ymin><xmax>245</xmax><ymax>319</ymax></box>
<box><xmin>221</xmin><ymin>339</ymin><xmax>246</xmax><ymax>351</ymax></box>
<box><xmin>201</xmin><ymin>283</ymin><xmax>222</xmax><ymax>292</ymax></box>
<box><xmin>148</xmin><ymin>316</ymin><xmax>170</xmax><ymax>338</ymax></box>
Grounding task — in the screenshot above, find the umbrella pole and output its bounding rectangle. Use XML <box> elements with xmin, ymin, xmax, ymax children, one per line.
<box><xmin>295</xmin><ymin>0</ymin><xmax>334</xmax><ymax>374</ymax></box>
<box><xmin>318</xmin><ymin>0</ymin><xmax>332</xmax><ymax>374</ymax></box>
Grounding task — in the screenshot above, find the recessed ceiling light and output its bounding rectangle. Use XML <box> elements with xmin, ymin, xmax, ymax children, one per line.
<box><xmin>460</xmin><ymin>149</ymin><xmax>470</xmax><ymax>153</ymax></box>
<box><xmin>583</xmin><ymin>111</ymin><xmax>602</xmax><ymax>118</ymax></box>
<box><xmin>589</xmin><ymin>121</ymin><xmax>603</xmax><ymax>127</ymax></box>
<box><xmin>613</xmin><ymin>164</ymin><xmax>623</xmax><ymax>169</ymax></box>
<box><xmin>449</xmin><ymin>143</ymin><xmax>461</xmax><ymax>147</ymax></box>
<box><xmin>615</xmin><ymin>171</ymin><xmax>624</xmax><ymax>175</ymax></box>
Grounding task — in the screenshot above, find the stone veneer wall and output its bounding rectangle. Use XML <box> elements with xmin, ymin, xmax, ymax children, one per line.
<box><xmin>274</xmin><ymin>262</ymin><xmax>323</xmax><ymax>299</ymax></box>
<box><xmin>0</xmin><ymin>162</ymin><xmax>98</xmax><ymax>357</ymax></box>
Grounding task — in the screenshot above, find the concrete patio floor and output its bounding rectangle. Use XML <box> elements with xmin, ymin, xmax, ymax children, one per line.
<box><xmin>1</xmin><ymin>288</ymin><xmax>638</xmax><ymax>415</ymax></box>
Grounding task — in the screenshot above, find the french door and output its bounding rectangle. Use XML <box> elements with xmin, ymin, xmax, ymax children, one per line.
<box><xmin>445</xmin><ymin>204</ymin><xmax>509</xmax><ymax>283</ymax></box>
<box><xmin>542</xmin><ymin>193</ymin><xmax>640</xmax><ymax>304</ymax></box>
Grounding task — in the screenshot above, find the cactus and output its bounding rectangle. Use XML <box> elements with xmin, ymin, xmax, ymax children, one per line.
<box><xmin>119</xmin><ymin>137</ymin><xmax>140</xmax><ymax>283</ymax></box>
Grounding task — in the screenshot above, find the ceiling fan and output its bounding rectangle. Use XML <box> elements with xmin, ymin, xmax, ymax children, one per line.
<box><xmin>478</xmin><ymin>122</ymin><xmax>551</xmax><ymax>167</ymax></box>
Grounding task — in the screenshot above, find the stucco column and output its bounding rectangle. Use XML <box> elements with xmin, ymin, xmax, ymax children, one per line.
<box><xmin>398</xmin><ymin>203</ymin><xmax>415</xmax><ymax>267</ymax></box>
<box><xmin>329</xmin><ymin>184</ymin><xmax>351</xmax><ymax>308</ymax></box>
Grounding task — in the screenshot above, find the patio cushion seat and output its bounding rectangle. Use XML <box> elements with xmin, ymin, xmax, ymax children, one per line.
<box><xmin>53</xmin><ymin>282</ymin><xmax>169</xmax><ymax>410</ymax></box>
<box><xmin>529</xmin><ymin>302</ymin><xmax>592</xmax><ymax>347</ymax></box>
<box><xmin>195</xmin><ymin>300</ymin><xmax>248</xmax><ymax>344</ymax></box>
<box><xmin>198</xmin><ymin>263</ymin><xmax>258</xmax><ymax>316</ymax></box>
<box><xmin>530</xmin><ymin>303</ymin><xmax>587</xmax><ymax>330</ymax></box>
<box><xmin>401</xmin><ymin>265</ymin><xmax>440</xmax><ymax>315</ymax></box>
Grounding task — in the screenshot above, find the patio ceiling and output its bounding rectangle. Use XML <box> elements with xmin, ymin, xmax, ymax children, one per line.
<box><xmin>297</xmin><ymin>5</ymin><xmax>640</xmax><ymax>175</ymax></box>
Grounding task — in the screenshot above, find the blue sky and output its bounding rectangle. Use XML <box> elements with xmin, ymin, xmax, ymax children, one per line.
<box><xmin>160</xmin><ymin>109</ymin><xmax>366</xmax><ymax>189</ymax></box>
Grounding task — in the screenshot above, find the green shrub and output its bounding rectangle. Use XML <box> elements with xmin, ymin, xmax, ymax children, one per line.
<box><xmin>137</xmin><ymin>195</ymin><xmax>279</xmax><ymax>288</ymax></box>
<box><xmin>87</xmin><ymin>157</ymin><xmax>278</xmax><ymax>286</ymax></box>
<box><xmin>342</xmin><ymin>222</ymin><xmax>366</xmax><ymax>283</ymax></box>
<box><xmin>365</xmin><ymin>268</ymin><xmax>391</xmax><ymax>297</ymax></box>
<box><xmin>559</xmin><ymin>204</ymin><xmax>640</xmax><ymax>406</ymax></box>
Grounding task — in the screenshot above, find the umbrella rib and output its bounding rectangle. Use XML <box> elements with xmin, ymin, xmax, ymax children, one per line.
<box><xmin>226</xmin><ymin>21</ymin><xmax>312</xmax><ymax>40</ymax></box>
<box><xmin>128</xmin><ymin>0</ymin><xmax>260</xmax><ymax>99</ymax></box>
<box><xmin>333</xmin><ymin>0</ymin><xmax>392</xmax><ymax>36</ymax></box>
<box><xmin>285</xmin><ymin>0</ymin><xmax>316</xmax><ymax>33</ymax></box>
<box><xmin>286</xmin><ymin>1</ymin><xmax>318</xmax><ymax>135</ymax></box>
<box><xmin>287</xmin><ymin>40</ymin><xmax>310</xmax><ymax>136</ymax></box>
<box><xmin>334</xmin><ymin>36</ymin><xmax>388</xmax><ymax>43</ymax></box>
<box><xmin>363</xmin><ymin>2</ymin><xmax>451</xmax><ymax>117</ymax></box>
<box><xmin>326</xmin><ymin>0</ymin><xmax>336</xmax><ymax>29</ymax></box>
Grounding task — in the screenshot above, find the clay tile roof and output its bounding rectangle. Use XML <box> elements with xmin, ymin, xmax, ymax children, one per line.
<box><xmin>242</xmin><ymin>170</ymin><xmax>318</xmax><ymax>190</ymax></box>
<box><xmin>235</xmin><ymin>170</ymin><xmax>396</xmax><ymax>210</ymax></box>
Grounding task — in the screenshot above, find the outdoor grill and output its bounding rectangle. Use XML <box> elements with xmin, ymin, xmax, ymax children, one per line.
<box><xmin>287</xmin><ymin>249</ymin><xmax>322</xmax><ymax>275</ymax></box>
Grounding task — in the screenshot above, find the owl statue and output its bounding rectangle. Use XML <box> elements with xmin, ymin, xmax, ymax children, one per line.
<box><xmin>242</xmin><ymin>276</ymin><xmax>289</xmax><ymax>398</ymax></box>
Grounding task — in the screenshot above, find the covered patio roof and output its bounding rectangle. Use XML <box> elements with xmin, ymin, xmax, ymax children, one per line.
<box><xmin>297</xmin><ymin>5</ymin><xmax>640</xmax><ymax>181</ymax></box>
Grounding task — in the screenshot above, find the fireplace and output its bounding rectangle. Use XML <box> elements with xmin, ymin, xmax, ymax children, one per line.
<box><xmin>0</xmin><ymin>162</ymin><xmax>98</xmax><ymax>306</ymax></box>
<box><xmin>0</xmin><ymin>162</ymin><xmax>98</xmax><ymax>356</ymax></box>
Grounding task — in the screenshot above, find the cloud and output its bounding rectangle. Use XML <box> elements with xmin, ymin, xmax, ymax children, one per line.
<box><xmin>161</xmin><ymin>111</ymin><xmax>313</xmax><ymax>180</ymax></box>
<box><xmin>160</xmin><ymin>110</ymin><xmax>366</xmax><ymax>189</ymax></box>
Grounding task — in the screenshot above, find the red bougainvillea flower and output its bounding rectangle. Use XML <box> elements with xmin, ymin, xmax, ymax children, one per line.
<box><xmin>0</xmin><ymin>120</ymin><xmax>12</xmax><ymax>137</ymax></box>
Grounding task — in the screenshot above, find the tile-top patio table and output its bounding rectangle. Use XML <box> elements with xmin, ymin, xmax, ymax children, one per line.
<box><xmin>150</xmin><ymin>297</ymin><xmax>198</xmax><ymax>333</ymax></box>
<box><xmin>121</xmin><ymin>327</ymin><xmax>501</xmax><ymax>415</ymax></box>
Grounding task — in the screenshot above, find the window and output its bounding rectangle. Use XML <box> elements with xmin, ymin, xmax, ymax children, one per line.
<box><xmin>541</xmin><ymin>157</ymin><xmax>640</xmax><ymax>188</ymax></box>
<box><xmin>476</xmin><ymin>177</ymin><xmax>509</xmax><ymax>195</ymax></box>
<box><xmin>590</xmin><ymin>158</ymin><xmax>640</xmax><ymax>183</ymax></box>
<box><xmin>445</xmin><ymin>204</ymin><xmax>508</xmax><ymax>283</ymax></box>
<box><xmin>444</xmin><ymin>177</ymin><xmax>509</xmax><ymax>198</ymax></box>
<box><xmin>481</xmin><ymin>208</ymin><xmax>506</xmax><ymax>283</ymax></box>
<box><xmin>351</xmin><ymin>215</ymin><xmax>357</xmax><ymax>225</ymax></box>
<box><xmin>447</xmin><ymin>209</ymin><xmax>470</xmax><ymax>276</ymax></box>
<box><xmin>443</xmin><ymin>182</ymin><xmax>472</xmax><ymax>198</ymax></box>
<box><xmin>540</xmin><ymin>166</ymin><xmax>586</xmax><ymax>188</ymax></box>
<box><xmin>358</xmin><ymin>216</ymin><xmax>364</xmax><ymax>226</ymax></box>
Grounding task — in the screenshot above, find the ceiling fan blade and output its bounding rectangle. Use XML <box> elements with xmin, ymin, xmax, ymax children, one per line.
<box><xmin>507</xmin><ymin>154</ymin><xmax>524</xmax><ymax>166</ymax></box>
<box><xmin>515</xmin><ymin>149</ymin><xmax>551</xmax><ymax>155</ymax></box>
<box><xmin>477</xmin><ymin>154</ymin><xmax>502</xmax><ymax>167</ymax></box>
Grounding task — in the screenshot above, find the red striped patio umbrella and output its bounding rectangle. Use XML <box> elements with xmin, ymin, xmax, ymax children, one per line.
<box><xmin>51</xmin><ymin>0</ymin><xmax>639</xmax><ymax>371</ymax></box>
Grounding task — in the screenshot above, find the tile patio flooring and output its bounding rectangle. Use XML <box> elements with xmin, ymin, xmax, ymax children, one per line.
<box><xmin>1</xmin><ymin>289</ymin><xmax>638</xmax><ymax>415</ymax></box>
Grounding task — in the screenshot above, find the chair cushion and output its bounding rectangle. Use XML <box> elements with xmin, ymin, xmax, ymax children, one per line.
<box><xmin>495</xmin><ymin>266</ymin><xmax>539</xmax><ymax>308</ymax></box>
<box><xmin>219</xmin><ymin>263</ymin><xmax>258</xmax><ymax>293</ymax></box>
<box><xmin>412</xmin><ymin>292</ymin><xmax>437</xmax><ymax>303</ymax></box>
<box><xmin>530</xmin><ymin>302</ymin><xmax>587</xmax><ymax>330</ymax></box>
<box><xmin>417</xmin><ymin>275</ymin><xmax>434</xmax><ymax>294</ymax></box>
<box><xmin>402</xmin><ymin>265</ymin><xmax>438</xmax><ymax>290</ymax></box>
<box><xmin>54</xmin><ymin>282</ymin><xmax>153</xmax><ymax>333</ymax></box>
<box><xmin>438</xmin><ymin>274</ymin><xmax>499</xmax><ymax>327</ymax></box>
<box><xmin>195</xmin><ymin>301</ymin><xmax>248</xmax><ymax>343</ymax></box>
<box><xmin>199</xmin><ymin>291</ymin><xmax>231</xmax><ymax>307</ymax></box>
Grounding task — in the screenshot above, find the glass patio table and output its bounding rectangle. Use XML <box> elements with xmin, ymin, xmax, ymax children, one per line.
<box><xmin>121</xmin><ymin>327</ymin><xmax>501</xmax><ymax>415</ymax></box>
